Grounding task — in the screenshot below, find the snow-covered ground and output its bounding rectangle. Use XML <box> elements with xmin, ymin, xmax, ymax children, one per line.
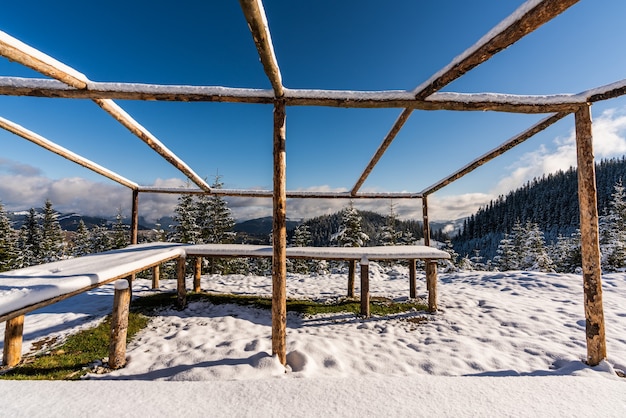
<box><xmin>1</xmin><ymin>263</ymin><xmax>626</xmax><ymax>416</ymax></box>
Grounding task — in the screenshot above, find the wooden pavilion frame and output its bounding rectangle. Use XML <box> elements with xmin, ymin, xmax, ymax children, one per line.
<box><xmin>0</xmin><ymin>0</ymin><xmax>624</xmax><ymax>366</ymax></box>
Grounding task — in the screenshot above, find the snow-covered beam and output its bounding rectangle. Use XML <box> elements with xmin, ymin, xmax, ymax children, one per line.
<box><xmin>0</xmin><ymin>31</ymin><xmax>88</xmax><ymax>89</ymax></box>
<box><xmin>0</xmin><ymin>77</ymin><xmax>588</xmax><ymax>113</ymax></box>
<box><xmin>0</xmin><ymin>115</ymin><xmax>139</xmax><ymax>190</ymax></box>
<box><xmin>239</xmin><ymin>0</ymin><xmax>284</xmax><ymax>98</ymax></box>
<box><xmin>93</xmin><ymin>99</ymin><xmax>211</xmax><ymax>192</ymax></box>
<box><xmin>0</xmin><ymin>32</ymin><xmax>212</xmax><ymax>193</ymax></box>
<box><xmin>138</xmin><ymin>186</ymin><xmax>422</xmax><ymax>199</ymax></box>
<box><xmin>421</xmin><ymin>112</ymin><xmax>569</xmax><ymax>196</ymax></box>
<box><xmin>413</xmin><ymin>0</ymin><xmax>580</xmax><ymax>99</ymax></box>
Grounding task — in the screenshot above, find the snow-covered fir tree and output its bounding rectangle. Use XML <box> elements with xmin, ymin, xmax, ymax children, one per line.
<box><xmin>493</xmin><ymin>233</ymin><xmax>518</xmax><ymax>271</ymax></box>
<box><xmin>290</xmin><ymin>223</ymin><xmax>314</xmax><ymax>274</ymax></box>
<box><xmin>0</xmin><ymin>201</ymin><xmax>17</xmax><ymax>271</ymax></box>
<box><xmin>379</xmin><ymin>202</ymin><xmax>402</xmax><ymax>246</ymax></box>
<box><xmin>334</xmin><ymin>201</ymin><xmax>369</xmax><ymax>247</ymax></box>
<box><xmin>111</xmin><ymin>208</ymin><xmax>129</xmax><ymax>249</ymax></box>
<box><xmin>169</xmin><ymin>192</ymin><xmax>199</xmax><ymax>244</ymax></box>
<box><xmin>90</xmin><ymin>224</ymin><xmax>113</xmax><ymax>253</ymax></box>
<box><xmin>16</xmin><ymin>208</ymin><xmax>42</xmax><ymax>267</ymax></box>
<box><xmin>518</xmin><ymin>221</ymin><xmax>554</xmax><ymax>272</ymax></box>
<box><xmin>441</xmin><ymin>239</ymin><xmax>459</xmax><ymax>272</ymax></box>
<box><xmin>40</xmin><ymin>199</ymin><xmax>65</xmax><ymax>262</ymax></box>
<box><xmin>599</xmin><ymin>178</ymin><xmax>626</xmax><ymax>271</ymax></box>
<box><xmin>199</xmin><ymin>175</ymin><xmax>236</xmax><ymax>245</ymax></box>
<box><xmin>71</xmin><ymin>219</ymin><xmax>92</xmax><ymax>257</ymax></box>
<box><xmin>549</xmin><ymin>231</ymin><xmax>581</xmax><ymax>273</ymax></box>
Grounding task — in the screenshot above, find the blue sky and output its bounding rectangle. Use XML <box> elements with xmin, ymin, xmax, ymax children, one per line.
<box><xmin>1</xmin><ymin>0</ymin><xmax>626</xmax><ymax>224</ymax></box>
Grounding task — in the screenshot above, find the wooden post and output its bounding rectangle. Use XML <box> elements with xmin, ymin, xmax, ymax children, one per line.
<box><xmin>151</xmin><ymin>265</ymin><xmax>160</xmax><ymax>289</ymax></box>
<box><xmin>422</xmin><ymin>195</ymin><xmax>431</xmax><ymax>246</ymax></box>
<box><xmin>3</xmin><ymin>315</ymin><xmax>24</xmax><ymax>367</ymax></box>
<box><xmin>194</xmin><ymin>257</ymin><xmax>202</xmax><ymax>292</ymax></box>
<box><xmin>109</xmin><ymin>279</ymin><xmax>131</xmax><ymax>369</ymax></box>
<box><xmin>177</xmin><ymin>256</ymin><xmax>187</xmax><ymax>309</ymax></box>
<box><xmin>130</xmin><ymin>189</ymin><xmax>139</xmax><ymax>245</ymax></box>
<box><xmin>426</xmin><ymin>261</ymin><xmax>438</xmax><ymax>312</ymax></box>
<box><xmin>409</xmin><ymin>259</ymin><xmax>417</xmax><ymax>299</ymax></box>
<box><xmin>575</xmin><ymin>104</ymin><xmax>607</xmax><ymax>366</ymax></box>
<box><xmin>272</xmin><ymin>99</ymin><xmax>288</xmax><ymax>365</ymax></box>
<box><xmin>360</xmin><ymin>256</ymin><xmax>370</xmax><ymax>317</ymax></box>
<box><xmin>347</xmin><ymin>259</ymin><xmax>356</xmax><ymax>297</ymax></box>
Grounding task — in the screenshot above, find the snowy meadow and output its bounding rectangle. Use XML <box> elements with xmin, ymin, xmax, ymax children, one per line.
<box><xmin>1</xmin><ymin>262</ymin><xmax>625</xmax><ymax>416</ymax></box>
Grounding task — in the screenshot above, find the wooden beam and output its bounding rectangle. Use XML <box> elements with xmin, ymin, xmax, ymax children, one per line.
<box><xmin>351</xmin><ymin>109</ymin><xmax>413</xmax><ymax>194</ymax></box>
<box><xmin>574</xmin><ymin>104</ymin><xmax>607</xmax><ymax>366</ymax></box>
<box><xmin>239</xmin><ymin>0</ymin><xmax>284</xmax><ymax>97</ymax></box>
<box><xmin>0</xmin><ymin>77</ymin><xmax>589</xmax><ymax>113</ymax></box>
<box><xmin>347</xmin><ymin>259</ymin><xmax>356</xmax><ymax>298</ymax></box>
<box><xmin>93</xmin><ymin>99</ymin><xmax>212</xmax><ymax>192</ymax></box>
<box><xmin>138</xmin><ymin>187</ymin><xmax>423</xmax><ymax>199</ymax></box>
<box><xmin>130</xmin><ymin>190</ymin><xmax>139</xmax><ymax>245</ymax></box>
<box><xmin>176</xmin><ymin>256</ymin><xmax>187</xmax><ymax>309</ymax></box>
<box><xmin>422</xmin><ymin>196</ymin><xmax>431</xmax><ymax>247</ymax></box>
<box><xmin>409</xmin><ymin>260</ymin><xmax>417</xmax><ymax>299</ymax></box>
<box><xmin>413</xmin><ymin>0</ymin><xmax>580</xmax><ymax>99</ymax></box>
<box><xmin>421</xmin><ymin>112</ymin><xmax>569</xmax><ymax>195</ymax></box>
<box><xmin>426</xmin><ymin>261</ymin><xmax>438</xmax><ymax>312</ymax></box>
<box><xmin>360</xmin><ymin>257</ymin><xmax>370</xmax><ymax>317</ymax></box>
<box><xmin>0</xmin><ymin>30</ymin><xmax>88</xmax><ymax>89</ymax></box>
<box><xmin>584</xmin><ymin>78</ymin><xmax>626</xmax><ymax>103</ymax></box>
<box><xmin>0</xmin><ymin>116</ymin><xmax>139</xmax><ymax>190</ymax></box>
<box><xmin>271</xmin><ymin>99</ymin><xmax>287</xmax><ymax>365</ymax></box>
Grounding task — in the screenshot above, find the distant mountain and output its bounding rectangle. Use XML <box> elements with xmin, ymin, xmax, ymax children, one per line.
<box><xmin>7</xmin><ymin>209</ymin><xmax>150</xmax><ymax>231</ymax></box>
<box><xmin>233</xmin><ymin>216</ymin><xmax>301</xmax><ymax>244</ymax></box>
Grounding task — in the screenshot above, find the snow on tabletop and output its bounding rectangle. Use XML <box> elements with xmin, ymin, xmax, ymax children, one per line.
<box><xmin>186</xmin><ymin>244</ymin><xmax>450</xmax><ymax>260</ymax></box>
<box><xmin>0</xmin><ymin>243</ymin><xmax>185</xmax><ymax>317</ymax></box>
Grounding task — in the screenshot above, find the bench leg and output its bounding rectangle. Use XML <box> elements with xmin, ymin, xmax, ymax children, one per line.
<box><xmin>360</xmin><ymin>257</ymin><xmax>370</xmax><ymax>317</ymax></box>
<box><xmin>426</xmin><ymin>261</ymin><xmax>438</xmax><ymax>312</ymax></box>
<box><xmin>109</xmin><ymin>280</ymin><xmax>131</xmax><ymax>369</ymax></box>
<box><xmin>152</xmin><ymin>265</ymin><xmax>160</xmax><ymax>289</ymax></box>
<box><xmin>409</xmin><ymin>259</ymin><xmax>416</xmax><ymax>299</ymax></box>
<box><xmin>177</xmin><ymin>256</ymin><xmax>187</xmax><ymax>309</ymax></box>
<box><xmin>3</xmin><ymin>315</ymin><xmax>24</xmax><ymax>367</ymax></box>
<box><xmin>193</xmin><ymin>257</ymin><xmax>202</xmax><ymax>292</ymax></box>
<box><xmin>348</xmin><ymin>259</ymin><xmax>356</xmax><ymax>298</ymax></box>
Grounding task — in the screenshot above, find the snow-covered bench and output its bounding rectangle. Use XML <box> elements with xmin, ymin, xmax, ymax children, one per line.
<box><xmin>1</xmin><ymin>242</ymin><xmax>449</xmax><ymax>368</ymax></box>
<box><xmin>0</xmin><ymin>242</ymin><xmax>186</xmax><ymax>367</ymax></box>
<box><xmin>185</xmin><ymin>244</ymin><xmax>450</xmax><ymax>316</ymax></box>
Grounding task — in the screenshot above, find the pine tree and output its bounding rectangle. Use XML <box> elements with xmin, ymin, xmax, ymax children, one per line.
<box><xmin>111</xmin><ymin>208</ymin><xmax>129</xmax><ymax>249</ymax></box>
<box><xmin>40</xmin><ymin>199</ymin><xmax>64</xmax><ymax>262</ymax></box>
<box><xmin>16</xmin><ymin>208</ymin><xmax>42</xmax><ymax>267</ymax></box>
<box><xmin>521</xmin><ymin>221</ymin><xmax>554</xmax><ymax>272</ymax></box>
<box><xmin>0</xmin><ymin>201</ymin><xmax>18</xmax><ymax>271</ymax></box>
<box><xmin>71</xmin><ymin>219</ymin><xmax>92</xmax><ymax>257</ymax></box>
<box><xmin>600</xmin><ymin>179</ymin><xmax>626</xmax><ymax>271</ymax></box>
<box><xmin>379</xmin><ymin>202</ymin><xmax>402</xmax><ymax>246</ymax></box>
<box><xmin>334</xmin><ymin>201</ymin><xmax>369</xmax><ymax>247</ymax></box>
<box><xmin>291</xmin><ymin>223</ymin><xmax>314</xmax><ymax>274</ymax></box>
<box><xmin>441</xmin><ymin>240</ymin><xmax>459</xmax><ymax>272</ymax></box>
<box><xmin>90</xmin><ymin>224</ymin><xmax>113</xmax><ymax>253</ymax></box>
<box><xmin>198</xmin><ymin>175</ymin><xmax>236</xmax><ymax>273</ymax></box>
<box><xmin>201</xmin><ymin>175</ymin><xmax>236</xmax><ymax>245</ymax></box>
<box><xmin>169</xmin><ymin>192</ymin><xmax>199</xmax><ymax>244</ymax></box>
<box><xmin>493</xmin><ymin>233</ymin><xmax>518</xmax><ymax>271</ymax></box>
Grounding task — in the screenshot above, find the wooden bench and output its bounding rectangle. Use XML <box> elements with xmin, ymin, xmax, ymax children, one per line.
<box><xmin>1</xmin><ymin>242</ymin><xmax>449</xmax><ymax>368</ymax></box>
<box><xmin>185</xmin><ymin>244</ymin><xmax>451</xmax><ymax>316</ymax></box>
<box><xmin>0</xmin><ymin>242</ymin><xmax>186</xmax><ymax>367</ymax></box>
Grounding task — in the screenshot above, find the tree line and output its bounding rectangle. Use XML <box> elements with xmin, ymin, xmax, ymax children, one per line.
<box><xmin>446</xmin><ymin>158</ymin><xmax>626</xmax><ymax>273</ymax></box>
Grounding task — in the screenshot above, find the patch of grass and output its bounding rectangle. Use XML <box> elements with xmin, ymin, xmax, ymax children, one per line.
<box><xmin>0</xmin><ymin>312</ymin><xmax>149</xmax><ymax>381</ymax></box>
